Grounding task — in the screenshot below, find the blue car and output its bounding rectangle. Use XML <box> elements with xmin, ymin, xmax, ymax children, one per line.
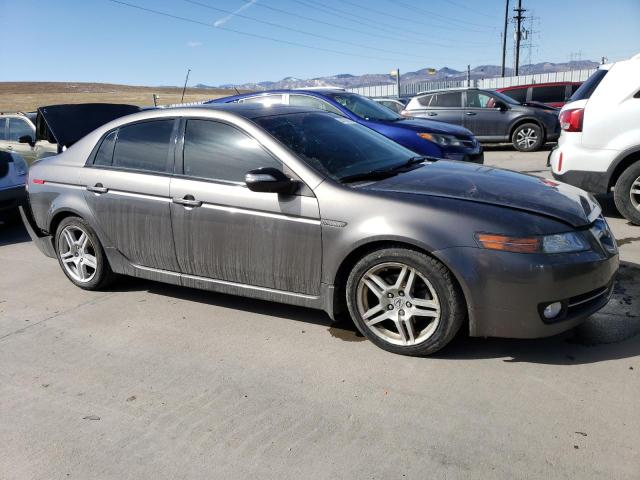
<box><xmin>206</xmin><ymin>89</ymin><xmax>484</xmax><ymax>163</ymax></box>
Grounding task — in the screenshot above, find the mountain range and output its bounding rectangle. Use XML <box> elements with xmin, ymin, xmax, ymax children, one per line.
<box><xmin>197</xmin><ymin>60</ymin><xmax>599</xmax><ymax>91</ymax></box>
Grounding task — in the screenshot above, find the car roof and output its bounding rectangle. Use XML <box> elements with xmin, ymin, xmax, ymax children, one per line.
<box><xmin>207</xmin><ymin>89</ymin><xmax>351</xmax><ymax>104</ymax></box>
<box><xmin>168</xmin><ymin>102</ymin><xmax>322</xmax><ymax>119</ymax></box>
<box><xmin>496</xmin><ymin>82</ymin><xmax>581</xmax><ymax>90</ymax></box>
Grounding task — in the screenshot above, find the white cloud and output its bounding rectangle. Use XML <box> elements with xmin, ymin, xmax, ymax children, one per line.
<box><xmin>187</xmin><ymin>41</ymin><xmax>203</xmax><ymax>48</ymax></box>
<box><xmin>214</xmin><ymin>0</ymin><xmax>257</xmax><ymax>27</ymax></box>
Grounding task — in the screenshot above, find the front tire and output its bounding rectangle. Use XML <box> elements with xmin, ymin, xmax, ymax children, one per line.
<box><xmin>512</xmin><ymin>123</ymin><xmax>544</xmax><ymax>152</ymax></box>
<box><xmin>55</xmin><ymin>216</ymin><xmax>115</xmax><ymax>290</ymax></box>
<box><xmin>345</xmin><ymin>248</ymin><xmax>465</xmax><ymax>356</ymax></box>
<box><xmin>614</xmin><ymin>162</ymin><xmax>640</xmax><ymax>225</ymax></box>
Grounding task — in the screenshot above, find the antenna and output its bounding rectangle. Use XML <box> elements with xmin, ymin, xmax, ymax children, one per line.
<box><xmin>181</xmin><ymin>68</ymin><xmax>191</xmax><ymax>103</ymax></box>
<box><xmin>234</xmin><ymin>87</ymin><xmax>241</xmax><ymax>95</ymax></box>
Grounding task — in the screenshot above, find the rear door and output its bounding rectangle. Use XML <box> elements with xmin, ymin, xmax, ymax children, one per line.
<box><xmin>463</xmin><ymin>90</ymin><xmax>510</xmax><ymax>139</ymax></box>
<box><xmin>170</xmin><ymin>118</ymin><xmax>322</xmax><ymax>294</ymax></box>
<box><xmin>413</xmin><ymin>92</ymin><xmax>464</xmax><ymax>126</ymax></box>
<box><xmin>80</xmin><ymin>118</ymin><xmax>181</xmax><ymax>271</ymax></box>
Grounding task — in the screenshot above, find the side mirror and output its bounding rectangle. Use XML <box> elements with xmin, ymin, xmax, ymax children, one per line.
<box><xmin>495</xmin><ymin>101</ymin><xmax>509</xmax><ymax>111</ymax></box>
<box><xmin>18</xmin><ymin>135</ymin><xmax>35</xmax><ymax>147</ymax></box>
<box><xmin>245</xmin><ymin>167</ymin><xmax>297</xmax><ymax>194</ymax></box>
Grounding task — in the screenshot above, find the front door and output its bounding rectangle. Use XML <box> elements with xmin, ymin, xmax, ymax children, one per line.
<box><xmin>170</xmin><ymin>119</ymin><xmax>322</xmax><ymax>295</ymax></box>
<box><xmin>80</xmin><ymin>118</ymin><xmax>181</xmax><ymax>271</ymax></box>
<box><xmin>463</xmin><ymin>90</ymin><xmax>510</xmax><ymax>139</ymax></box>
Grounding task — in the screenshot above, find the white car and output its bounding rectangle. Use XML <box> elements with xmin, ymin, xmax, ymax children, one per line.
<box><xmin>550</xmin><ymin>54</ymin><xmax>640</xmax><ymax>224</ymax></box>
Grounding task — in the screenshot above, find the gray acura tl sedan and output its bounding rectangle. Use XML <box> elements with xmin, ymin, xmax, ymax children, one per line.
<box><xmin>20</xmin><ymin>103</ymin><xmax>619</xmax><ymax>356</ymax></box>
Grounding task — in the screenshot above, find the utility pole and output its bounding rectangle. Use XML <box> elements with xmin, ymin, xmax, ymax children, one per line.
<box><xmin>466</xmin><ymin>64</ymin><xmax>471</xmax><ymax>87</ymax></box>
<box><xmin>396</xmin><ymin>67</ymin><xmax>401</xmax><ymax>99</ymax></box>
<box><xmin>501</xmin><ymin>0</ymin><xmax>509</xmax><ymax>77</ymax></box>
<box><xmin>181</xmin><ymin>68</ymin><xmax>191</xmax><ymax>103</ymax></box>
<box><xmin>513</xmin><ymin>0</ymin><xmax>526</xmax><ymax>76</ymax></box>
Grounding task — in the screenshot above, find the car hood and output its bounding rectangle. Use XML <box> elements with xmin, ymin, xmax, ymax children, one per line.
<box><xmin>374</xmin><ymin>117</ymin><xmax>474</xmax><ymax>137</ymax></box>
<box><xmin>359</xmin><ymin>161</ymin><xmax>599</xmax><ymax>227</ymax></box>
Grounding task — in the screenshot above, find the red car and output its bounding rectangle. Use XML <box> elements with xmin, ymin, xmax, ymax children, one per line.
<box><xmin>496</xmin><ymin>82</ymin><xmax>582</xmax><ymax>108</ymax></box>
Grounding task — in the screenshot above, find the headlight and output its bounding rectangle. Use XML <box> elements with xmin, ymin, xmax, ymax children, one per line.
<box><xmin>476</xmin><ymin>232</ymin><xmax>589</xmax><ymax>254</ymax></box>
<box><xmin>417</xmin><ymin>132</ymin><xmax>463</xmax><ymax>147</ymax></box>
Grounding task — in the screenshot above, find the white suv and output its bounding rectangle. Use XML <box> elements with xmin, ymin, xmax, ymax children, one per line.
<box><xmin>549</xmin><ymin>54</ymin><xmax>640</xmax><ymax>224</ymax></box>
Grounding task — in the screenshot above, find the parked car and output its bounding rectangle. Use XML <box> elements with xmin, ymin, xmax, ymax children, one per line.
<box><xmin>549</xmin><ymin>54</ymin><xmax>640</xmax><ymax>224</ymax></box>
<box><xmin>372</xmin><ymin>97</ymin><xmax>407</xmax><ymax>114</ymax></box>
<box><xmin>22</xmin><ymin>103</ymin><xmax>618</xmax><ymax>356</ymax></box>
<box><xmin>208</xmin><ymin>89</ymin><xmax>483</xmax><ymax>163</ymax></box>
<box><xmin>496</xmin><ymin>82</ymin><xmax>582</xmax><ymax>108</ymax></box>
<box><xmin>0</xmin><ymin>150</ymin><xmax>28</xmax><ymax>221</ymax></box>
<box><xmin>0</xmin><ymin>112</ymin><xmax>40</xmax><ymax>164</ymax></box>
<box><xmin>402</xmin><ymin>87</ymin><xmax>560</xmax><ymax>152</ymax></box>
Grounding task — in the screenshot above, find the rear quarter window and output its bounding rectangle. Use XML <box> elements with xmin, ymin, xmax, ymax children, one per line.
<box><xmin>569</xmin><ymin>70</ymin><xmax>608</xmax><ymax>102</ymax></box>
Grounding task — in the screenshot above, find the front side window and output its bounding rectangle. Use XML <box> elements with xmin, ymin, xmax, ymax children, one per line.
<box><xmin>255</xmin><ymin>112</ymin><xmax>416</xmax><ymax>181</ymax></box>
<box><xmin>112</xmin><ymin>119</ymin><xmax>174</xmax><ymax>172</ymax></box>
<box><xmin>8</xmin><ymin>118</ymin><xmax>34</xmax><ymax>141</ymax></box>
<box><xmin>531</xmin><ymin>86</ymin><xmax>567</xmax><ymax>103</ymax></box>
<box><xmin>289</xmin><ymin>94</ymin><xmax>342</xmax><ymax>115</ymax></box>
<box><xmin>324</xmin><ymin>92</ymin><xmax>400</xmax><ymax>121</ymax></box>
<box><xmin>183</xmin><ymin>119</ymin><xmax>280</xmax><ymax>183</ymax></box>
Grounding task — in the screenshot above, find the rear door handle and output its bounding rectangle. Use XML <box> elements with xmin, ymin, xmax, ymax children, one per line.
<box><xmin>465</xmin><ymin>112</ymin><xmax>477</xmax><ymax>116</ymax></box>
<box><xmin>427</xmin><ymin>112</ymin><xmax>438</xmax><ymax>116</ymax></box>
<box><xmin>86</xmin><ymin>183</ymin><xmax>108</xmax><ymax>194</ymax></box>
<box><xmin>172</xmin><ymin>195</ymin><xmax>202</xmax><ymax>208</ymax></box>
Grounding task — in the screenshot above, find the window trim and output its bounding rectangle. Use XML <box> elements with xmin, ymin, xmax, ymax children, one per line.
<box><xmin>85</xmin><ymin>117</ymin><xmax>179</xmax><ymax>176</ymax></box>
<box><xmin>175</xmin><ymin>117</ymin><xmax>284</xmax><ymax>186</ymax></box>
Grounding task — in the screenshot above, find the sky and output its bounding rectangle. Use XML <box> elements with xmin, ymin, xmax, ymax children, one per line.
<box><xmin>1</xmin><ymin>0</ymin><xmax>638</xmax><ymax>86</ymax></box>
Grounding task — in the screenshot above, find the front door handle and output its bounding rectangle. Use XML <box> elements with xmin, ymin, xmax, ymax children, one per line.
<box><xmin>172</xmin><ymin>195</ymin><xmax>202</xmax><ymax>208</ymax></box>
<box><xmin>465</xmin><ymin>112</ymin><xmax>477</xmax><ymax>116</ymax></box>
<box><xmin>87</xmin><ymin>183</ymin><xmax>108</xmax><ymax>194</ymax></box>
<box><xmin>427</xmin><ymin>112</ymin><xmax>438</xmax><ymax>116</ymax></box>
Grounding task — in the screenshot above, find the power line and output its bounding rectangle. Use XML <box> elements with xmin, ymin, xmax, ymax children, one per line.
<box><xmin>106</xmin><ymin>0</ymin><xmax>407</xmax><ymax>62</ymax></box>
<box><xmin>386</xmin><ymin>0</ymin><xmax>499</xmax><ymax>30</ymax></box>
<box><xmin>183</xmin><ymin>0</ymin><xmax>432</xmax><ymax>59</ymax></box>
<box><xmin>436</xmin><ymin>0</ymin><xmax>497</xmax><ymax>19</ymax></box>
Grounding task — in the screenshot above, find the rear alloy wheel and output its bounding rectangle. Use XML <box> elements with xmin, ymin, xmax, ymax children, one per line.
<box><xmin>512</xmin><ymin>123</ymin><xmax>544</xmax><ymax>152</ymax></box>
<box><xmin>346</xmin><ymin>248</ymin><xmax>465</xmax><ymax>356</ymax></box>
<box><xmin>55</xmin><ymin>216</ymin><xmax>115</xmax><ymax>290</ymax></box>
<box><xmin>614</xmin><ymin>161</ymin><xmax>640</xmax><ymax>225</ymax></box>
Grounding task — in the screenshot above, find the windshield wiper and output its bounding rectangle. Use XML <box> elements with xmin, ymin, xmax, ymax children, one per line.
<box><xmin>339</xmin><ymin>169</ymin><xmax>399</xmax><ymax>183</ymax></box>
<box><xmin>390</xmin><ymin>156</ymin><xmax>430</xmax><ymax>171</ymax></box>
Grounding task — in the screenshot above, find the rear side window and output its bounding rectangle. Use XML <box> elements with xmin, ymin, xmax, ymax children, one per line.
<box><xmin>501</xmin><ymin>87</ymin><xmax>527</xmax><ymax>103</ymax></box>
<box><xmin>93</xmin><ymin>130</ymin><xmax>117</xmax><ymax>166</ymax></box>
<box><xmin>239</xmin><ymin>94</ymin><xmax>284</xmax><ymax>106</ymax></box>
<box><xmin>569</xmin><ymin>70</ymin><xmax>608</xmax><ymax>102</ymax></box>
<box><xmin>531</xmin><ymin>85</ymin><xmax>566</xmax><ymax>103</ymax></box>
<box><xmin>112</xmin><ymin>120</ymin><xmax>174</xmax><ymax>172</ymax></box>
<box><xmin>289</xmin><ymin>94</ymin><xmax>342</xmax><ymax>115</ymax></box>
<box><xmin>0</xmin><ymin>118</ymin><xmax>6</xmax><ymax>141</ymax></box>
<box><xmin>422</xmin><ymin>92</ymin><xmax>462</xmax><ymax>108</ymax></box>
<box><xmin>182</xmin><ymin>119</ymin><xmax>280</xmax><ymax>183</ymax></box>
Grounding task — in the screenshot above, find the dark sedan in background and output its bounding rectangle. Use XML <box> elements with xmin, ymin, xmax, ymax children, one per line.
<box><xmin>208</xmin><ymin>89</ymin><xmax>484</xmax><ymax>163</ymax></box>
<box><xmin>402</xmin><ymin>87</ymin><xmax>561</xmax><ymax>152</ymax></box>
<box><xmin>22</xmin><ymin>103</ymin><xmax>617</xmax><ymax>356</ymax></box>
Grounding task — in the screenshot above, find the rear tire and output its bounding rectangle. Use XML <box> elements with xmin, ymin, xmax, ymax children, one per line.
<box><xmin>613</xmin><ymin>162</ymin><xmax>640</xmax><ymax>225</ymax></box>
<box><xmin>55</xmin><ymin>216</ymin><xmax>116</xmax><ymax>290</ymax></box>
<box><xmin>512</xmin><ymin>123</ymin><xmax>544</xmax><ymax>152</ymax></box>
<box><xmin>345</xmin><ymin>248</ymin><xmax>465</xmax><ymax>356</ymax></box>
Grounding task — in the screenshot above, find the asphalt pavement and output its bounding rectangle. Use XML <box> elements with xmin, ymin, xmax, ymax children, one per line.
<box><xmin>0</xmin><ymin>149</ymin><xmax>638</xmax><ymax>479</ymax></box>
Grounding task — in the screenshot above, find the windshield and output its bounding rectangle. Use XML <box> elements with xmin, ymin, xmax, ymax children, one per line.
<box><xmin>255</xmin><ymin>112</ymin><xmax>418</xmax><ymax>181</ymax></box>
<box><xmin>569</xmin><ymin>69</ymin><xmax>608</xmax><ymax>102</ymax></box>
<box><xmin>324</xmin><ymin>92</ymin><xmax>402</xmax><ymax>121</ymax></box>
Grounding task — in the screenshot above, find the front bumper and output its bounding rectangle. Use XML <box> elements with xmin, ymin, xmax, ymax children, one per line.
<box><xmin>435</xmin><ymin>246</ymin><xmax>619</xmax><ymax>338</ymax></box>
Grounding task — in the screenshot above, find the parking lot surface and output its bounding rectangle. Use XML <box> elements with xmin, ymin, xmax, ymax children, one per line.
<box><xmin>1</xmin><ymin>149</ymin><xmax>639</xmax><ymax>479</ymax></box>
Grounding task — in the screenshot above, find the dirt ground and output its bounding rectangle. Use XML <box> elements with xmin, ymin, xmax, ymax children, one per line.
<box><xmin>0</xmin><ymin>82</ymin><xmax>245</xmax><ymax>111</ymax></box>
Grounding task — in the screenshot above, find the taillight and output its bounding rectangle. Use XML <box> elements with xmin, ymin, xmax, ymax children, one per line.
<box><xmin>559</xmin><ymin>108</ymin><xmax>584</xmax><ymax>132</ymax></box>
<box><xmin>32</xmin><ymin>178</ymin><xmax>45</xmax><ymax>184</ymax></box>
<box><xmin>400</xmin><ymin>109</ymin><xmax>411</xmax><ymax>117</ymax></box>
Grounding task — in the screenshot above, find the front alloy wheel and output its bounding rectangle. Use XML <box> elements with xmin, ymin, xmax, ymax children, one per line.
<box><xmin>512</xmin><ymin>123</ymin><xmax>543</xmax><ymax>152</ymax></box>
<box><xmin>346</xmin><ymin>248</ymin><xmax>465</xmax><ymax>356</ymax></box>
<box><xmin>614</xmin><ymin>162</ymin><xmax>640</xmax><ymax>225</ymax></box>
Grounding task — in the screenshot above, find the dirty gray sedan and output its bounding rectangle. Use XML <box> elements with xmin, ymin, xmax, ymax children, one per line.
<box><xmin>21</xmin><ymin>104</ymin><xmax>619</xmax><ymax>356</ymax></box>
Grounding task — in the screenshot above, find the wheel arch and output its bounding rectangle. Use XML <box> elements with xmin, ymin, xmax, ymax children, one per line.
<box><xmin>607</xmin><ymin>148</ymin><xmax>640</xmax><ymax>190</ymax></box>
<box><xmin>48</xmin><ymin>208</ymin><xmax>85</xmax><ymax>236</ymax></box>
<box><xmin>509</xmin><ymin>117</ymin><xmax>545</xmax><ymax>141</ymax></box>
<box><xmin>331</xmin><ymin>239</ymin><xmax>470</xmax><ymax>332</ymax></box>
